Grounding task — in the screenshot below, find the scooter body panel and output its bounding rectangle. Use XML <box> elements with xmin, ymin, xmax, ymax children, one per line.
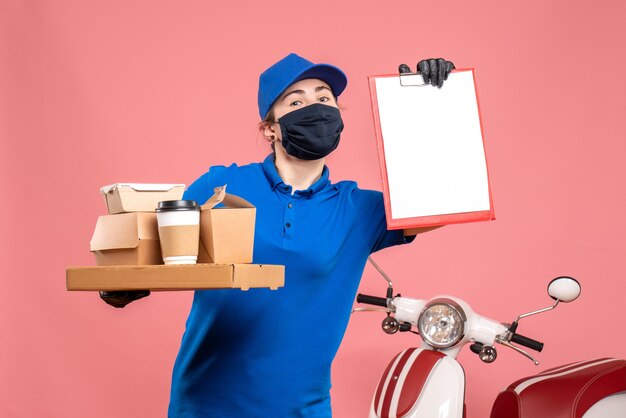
<box><xmin>491</xmin><ymin>358</ymin><xmax>626</xmax><ymax>418</ymax></box>
<box><xmin>583</xmin><ymin>392</ymin><xmax>626</xmax><ymax>418</ymax></box>
<box><xmin>369</xmin><ymin>348</ymin><xmax>465</xmax><ymax>418</ymax></box>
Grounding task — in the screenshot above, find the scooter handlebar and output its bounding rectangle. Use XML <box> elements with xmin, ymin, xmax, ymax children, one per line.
<box><xmin>357</xmin><ymin>293</ymin><xmax>388</xmax><ymax>307</ymax></box>
<box><xmin>511</xmin><ymin>333</ymin><xmax>544</xmax><ymax>352</ymax></box>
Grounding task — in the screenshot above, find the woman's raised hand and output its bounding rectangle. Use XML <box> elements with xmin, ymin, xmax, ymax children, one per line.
<box><xmin>398</xmin><ymin>58</ymin><xmax>455</xmax><ymax>88</ymax></box>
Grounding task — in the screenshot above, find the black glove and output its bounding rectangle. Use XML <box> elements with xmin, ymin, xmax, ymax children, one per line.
<box><xmin>99</xmin><ymin>290</ymin><xmax>151</xmax><ymax>308</ymax></box>
<box><xmin>398</xmin><ymin>58</ymin><xmax>455</xmax><ymax>88</ymax></box>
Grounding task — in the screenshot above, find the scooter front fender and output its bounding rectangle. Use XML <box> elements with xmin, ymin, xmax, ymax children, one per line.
<box><xmin>369</xmin><ymin>348</ymin><xmax>465</xmax><ymax>418</ymax></box>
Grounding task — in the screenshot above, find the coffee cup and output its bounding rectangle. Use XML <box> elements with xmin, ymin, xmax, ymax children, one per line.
<box><xmin>156</xmin><ymin>200</ymin><xmax>200</xmax><ymax>265</ymax></box>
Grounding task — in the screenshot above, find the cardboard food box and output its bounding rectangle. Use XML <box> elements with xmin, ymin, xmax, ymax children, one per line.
<box><xmin>90</xmin><ymin>212</ymin><xmax>163</xmax><ymax>266</ymax></box>
<box><xmin>100</xmin><ymin>183</ymin><xmax>185</xmax><ymax>214</ymax></box>
<box><xmin>198</xmin><ymin>186</ymin><xmax>256</xmax><ymax>264</ymax></box>
<box><xmin>66</xmin><ymin>263</ymin><xmax>284</xmax><ymax>291</ymax></box>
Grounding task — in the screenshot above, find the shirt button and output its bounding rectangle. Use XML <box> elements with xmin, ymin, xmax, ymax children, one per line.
<box><xmin>286</xmin><ymin>223</ymin><xmax>291</xmax><ymax>228</ymax></box>
<box><xmin>287</xmin><ymin>203</ymin><xmax>293</xmax><ymax>209</ymax></box>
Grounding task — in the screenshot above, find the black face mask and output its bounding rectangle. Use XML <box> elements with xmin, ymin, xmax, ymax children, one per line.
<box><xmin>277</xmin><ymin>104</ymin><xmax>344</xmax><ymax>160</ymax></box>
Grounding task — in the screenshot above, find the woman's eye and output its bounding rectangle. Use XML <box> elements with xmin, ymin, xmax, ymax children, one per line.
<box><xmin>319</xmin><ymin>96</ymin><xmax>330</xmax><ymax>102</ymax></box>
<box><xmin>289</xmin><ymin>100</ymin><xmax>303</xmax><ymax>107</ymax></box>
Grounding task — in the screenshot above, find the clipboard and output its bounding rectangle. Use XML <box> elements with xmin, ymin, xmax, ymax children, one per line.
<box><xmin>368</xmin><ymin>68</ymin><xmax>495</xmax><ymax>229</ymax></box>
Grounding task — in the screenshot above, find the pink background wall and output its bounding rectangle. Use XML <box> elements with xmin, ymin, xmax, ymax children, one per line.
<box><xmin>2</xmin><ymin>1</ymin><xmax>625</xmax><ymax>417</ymax></box>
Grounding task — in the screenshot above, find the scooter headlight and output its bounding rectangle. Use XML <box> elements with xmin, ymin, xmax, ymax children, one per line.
<box><xmin>418</xmin><ymin>298</ymin><xmax>466</xmax><ymax>348</ymax></box>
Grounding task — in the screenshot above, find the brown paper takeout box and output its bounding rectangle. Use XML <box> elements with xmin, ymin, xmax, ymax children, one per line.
<box><xmin>100</xmin><ymin>183</ymin><xmax>185</xmax><ymax>214</ymax></box>
<box><xmin>90</xmin><ymin>212</ymin><xmax>163</xmax><ymax>266</ymax></box>
<box><xmin>198</xmin><ymin>186</ymin><xmax>256</xmax><ymax>264</ymax></box>
<box><xmin>66</xmin><ymin>264</ymin><xmax>284</xmax><ymax>291</ymax></box>
<box><xmin>68</xmin><ymin>184</ymin><xmax>282</xmax><ymax>294</ymax></box>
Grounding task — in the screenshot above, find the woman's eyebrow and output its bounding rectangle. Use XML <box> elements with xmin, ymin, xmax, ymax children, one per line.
<box><xmin>315</xmin><ymin>86</ymin><xmax>331</xmax><ymax>93</ymax></box>
<box><xmin>281</xmin><ymin>89</ymin><xmax>305</xmax><ymax>102</ymax></box>
<box><xmin>281</xmin><ymin>86</ymin><xmax>332</xmax><ymax>102</ymax></box>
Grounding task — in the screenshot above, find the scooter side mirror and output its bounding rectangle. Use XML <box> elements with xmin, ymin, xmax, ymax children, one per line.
<box><xmin>548</xmin><ymin>276</ymin><xmax>581</xmax><ymax>303</ymax></box>
<box><xmin>515</xmin><ymin>277</ymin><xmax>581</xmax><ymax>324</ymax></box>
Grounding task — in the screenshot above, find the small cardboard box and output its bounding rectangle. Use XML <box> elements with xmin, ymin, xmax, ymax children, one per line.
<box><xmin>90</xmin><ymin>212</ymin><xmax>163</xmax><ymax>266</ymax></box>
<box><xmin>66</xmin><ymin>263</ymin><xmax>284</xmax><ymax>291</ymax></box>
<box><xmin>100</xmin><ymin>183</ymin><xmax>185</xmax><ymax>214</ymax></box>
<box><xmin>198</xmin><ymin>186</ymin><xmax>256</xmax><ymax>264</ymax></box>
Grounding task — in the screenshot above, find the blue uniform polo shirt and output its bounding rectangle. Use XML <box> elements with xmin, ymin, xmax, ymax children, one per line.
<box><xmin>168</xmin><ymin>155</ymin><xmax>413</xmax><ymax>418</ymax></box>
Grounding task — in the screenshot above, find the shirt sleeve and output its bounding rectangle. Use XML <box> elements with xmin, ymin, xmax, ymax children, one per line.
<box><xmin>358</xmin><ymin>189</ymin><xmax>416</xmax><ymax>254</ymax></box>
<box><xmin>182</xmin><ymin>165</ymin><xmax>229</xmax><ymax>205</ymax></box>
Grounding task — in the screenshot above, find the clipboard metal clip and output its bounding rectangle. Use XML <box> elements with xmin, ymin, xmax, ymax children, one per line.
<box><xmin>399</xmin><ymin>72</ymin><xmax>428</xmax><ymax>87</ymax></box>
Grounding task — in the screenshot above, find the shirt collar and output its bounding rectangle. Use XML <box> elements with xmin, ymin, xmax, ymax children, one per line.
<box><xmin>262</xmin><ymin>154</ymin><xmax>330</xmax><ymax>197</ymax></box>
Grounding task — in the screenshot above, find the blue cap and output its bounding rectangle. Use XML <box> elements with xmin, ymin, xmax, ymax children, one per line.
<box><xmin>258</xmin><ymin>53</ymin><xmax>348</xmax><ymax>119</ymax></box>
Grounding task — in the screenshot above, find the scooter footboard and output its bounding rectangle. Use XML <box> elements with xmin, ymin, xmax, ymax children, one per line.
<box><xmin>369</xmin><ymin>348</ymin><xmax>465</xmax><ymax>418</ymax></box>
<box><xmin>490</xmin><ymin>358</ymin><xmax>626</xmax><ymax>418</ymax></box>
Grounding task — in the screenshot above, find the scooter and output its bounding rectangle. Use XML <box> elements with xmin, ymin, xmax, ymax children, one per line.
<box><xmin>353</xmin><ymin>257</ymin><xmax>626</xmax><ymax>418</ymax></box>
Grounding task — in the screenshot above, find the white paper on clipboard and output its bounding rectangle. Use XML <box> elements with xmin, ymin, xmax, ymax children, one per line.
<box><xmin>369</xmin><ymin>69</ymin><xmax>494</xmax><ymax>228</ymax></box>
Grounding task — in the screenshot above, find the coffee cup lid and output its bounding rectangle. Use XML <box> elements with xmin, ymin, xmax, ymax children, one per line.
<box><xmin>156</xmin><ymin>200</ymin><xmax>199</xmax><ymax>212</ymax></box>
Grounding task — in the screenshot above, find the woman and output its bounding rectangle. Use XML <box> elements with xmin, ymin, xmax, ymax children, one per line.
<box><xmin>102</xmin><ymin>53</ymin><xmax>454</xmax><ymax>417</ymax></box>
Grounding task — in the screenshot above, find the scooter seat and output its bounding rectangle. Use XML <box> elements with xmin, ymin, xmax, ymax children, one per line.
<box><xmin>490</xmin><ymin>358</ymin><xmax>626</xmax><ymax>418</ymax></box>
